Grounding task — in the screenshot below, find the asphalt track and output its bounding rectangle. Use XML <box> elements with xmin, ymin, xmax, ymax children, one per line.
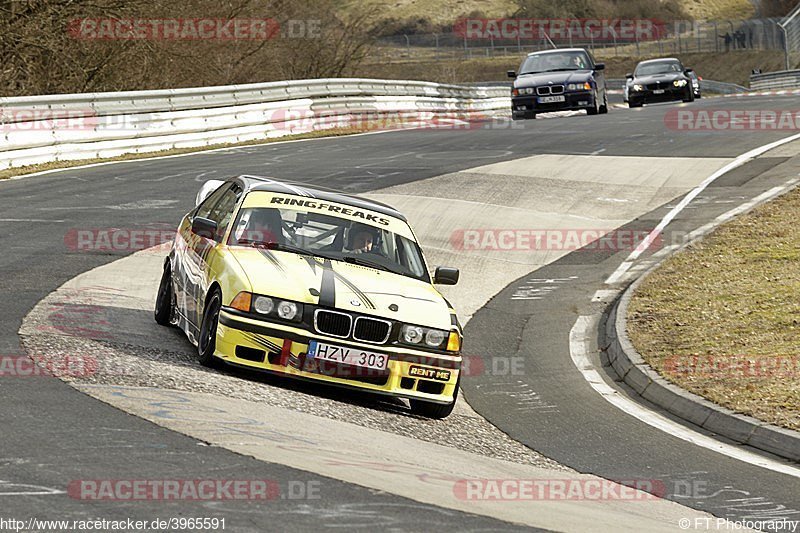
<box><xmin>1</xmin><ymin>94</ymin><xmax>799</xmax><ymax>530</ymax></box>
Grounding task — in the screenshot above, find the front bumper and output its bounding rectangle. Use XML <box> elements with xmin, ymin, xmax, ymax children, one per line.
<box><xmin>216</xmin><ymin>310</ymin><xmax>461</xmax><ymax>404</ymax></box>
<box><xmin>512</xmin><ymin>91</ymin><xmax>595</xmax><ymax>117</ymax></box>
<box><xmin>629</xmin><ymin>87</ymin><xmax>689</xmax><ymax>104</ymax></box>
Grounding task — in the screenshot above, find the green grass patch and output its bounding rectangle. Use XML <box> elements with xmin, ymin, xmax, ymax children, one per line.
<box><xmin>627</xmin><ymin>184</ymin><xmax>800</xmax><ymax>431</ymax></box>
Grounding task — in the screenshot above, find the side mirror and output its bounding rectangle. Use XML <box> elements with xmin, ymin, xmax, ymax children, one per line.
<box><xmin>625</xmin><ymin>72</ymin><xmax>634</xmax><ymax>79</ymax></box>
<box><xmin>594</xmin><ymin>63</ymin><xmax>605</xmax><ymax>71</ymax></box>
<box><xmin>684</xmin><ymin>68</ymin><xmax>694</xmax><ymax>74</ymax></box>
<box><xmin>191</xmin><ymin>216</ymin><xmax>218</xmax><ymax>240</ymax></box>
<box><xmin>433</xmin><ymin>266</ymin><xmax>459</xmax><ymax>285</ymax></box>
<box><xmin>195</xmin><ymin>179</ymin><xmax>226</xmax><ymax>207</ymax></box>
<box><xmin>507</xmin><ymin>70</ymin><xmax>517</xmax><ymax>79</ymax></box>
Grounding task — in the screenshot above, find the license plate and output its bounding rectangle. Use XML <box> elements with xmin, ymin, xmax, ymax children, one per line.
<box><xmin>653</xmin><ymin>89</ymin><xmax>665</xmax><ymax>94</ymax></box>
<box><xmin>538</xmin><ymin>95</ymin><xmax>565</xmax><ymax>103</ymax></box>
<box><xmin>307</xmin><ymin>341</ymin><xmax>388</xmax><ymax>370</ymax></box>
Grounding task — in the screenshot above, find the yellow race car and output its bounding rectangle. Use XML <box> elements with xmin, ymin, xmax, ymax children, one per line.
<box><xmin>155</xmin><ymin>176</ymin><xmax>463</xmax><ymax>418</ymax></box>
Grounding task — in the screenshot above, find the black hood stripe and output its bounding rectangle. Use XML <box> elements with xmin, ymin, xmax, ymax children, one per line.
<box><xmin>319</xmin><ymin>259</ymin><xmax>337</xmax><ymax>307</ymax></box>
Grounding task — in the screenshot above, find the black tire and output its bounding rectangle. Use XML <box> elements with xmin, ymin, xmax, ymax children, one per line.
<box><xmin>409</xmin><ymin>377</ymin><xmax>460</xmax><ymax>419</ymax></box>
<box><xmin>696</xmin><ymin>92</ymin><xmax>702</xmax><ymax>99</ymax></box>
<box><xmin>599</xmin><ymin>90</ymin><xmax>609</xmax><ymax>114</ymax></box>
<box><xmin>629</xmin><ymin>101</ymin><xmax>643</xmax><ymax>108</ymax></box>
<box><xmin>198</xmin><ymin>288</ymin><xmax>222</xmax><ymax>368</ymax></box>
<box><xmin>683</xmin><ymin>88</ymin><xmax>695</xmax><ymax>103</ymax></box>
<box><xmin>154</xmin><ymin>262</ymin><xmax>174</xmax><ymax>326</ymax></box>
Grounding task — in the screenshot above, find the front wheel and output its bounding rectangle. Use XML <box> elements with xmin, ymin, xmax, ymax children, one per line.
<box><xmin>587</xmin><ymin>92</ymin><xmax>599</xmax><ymax>115</ymax></box>
<box><xmin>599</xmin><ymin>90</ymin><xmax>609</xmax><ymax>114</ymax></box>
<box><xmin>683</xmin><ymin>88</ymin><xmax>695</xmax><ymax>103</ymax></box>
<box><xmin>409</xmin><ymin>378</ymin><xmax>460</xmax><ymax>419</ymax></box>
<box><xmin>154</xmin><ymin>262</ymin><xmax>174</xmax><ymax>326</ymax></box>
<box><xmin>198</xmin><ymin>289</ymin><xmax>222</xmax><ymax>368</ymax></box>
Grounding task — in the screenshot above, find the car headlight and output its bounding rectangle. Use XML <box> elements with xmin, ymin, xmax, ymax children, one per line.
<box><xmin>277</xmin><ymin>301</ymin><xmax>299</xmax><ymax>320</ymax></box>
<box><xmin>399</xmin><ymin>324</ymin><xmax>450</xmax><ymax>349</ymax></box>
<box><xmin>230</xmin><ymin>292</ymin><xmax>303</xmax><ymax>322</ymax></box>
<box><xmin>674</xmin><ymin>79</ymin><xmax>688</xmax><ymax>87</ymax></box>
<box><xmin>633</xmin><ymin>84</ymin><xmax>644</xmax><ymax>91</ymax></box>
<box><xmin>568</xmin><ymin>82</ymin><xmax>592</xmax><ymax>91</ymax></box>
<box><xmin>253</xmin><ymin>296</ymin><xmax>274</xmax><ymax>314</ymax></box>
<box><xmin>515</xmin><ymin>87</ymin><xmax>534</xmax><ymax>95</ymax></box>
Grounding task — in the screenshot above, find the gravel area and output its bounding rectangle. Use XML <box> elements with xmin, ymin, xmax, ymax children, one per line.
<box><xmin>21</xmin><ymin>302</ymin><xmax>569</xmax><ymax>472</ymax></box>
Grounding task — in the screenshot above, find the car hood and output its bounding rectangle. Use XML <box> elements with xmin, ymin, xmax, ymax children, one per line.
<box><xmin>229</xmin><ymin>247</ymin><xmax>453</xmax><ymax>329</ymax></box>
<box><xmin>515</xmin><ymin>70</ymin><xmax>593</xmax><ymax>88</ymax></box>
<box><xmin>634</xmin><ymin>73</ymin><xmax>686</xmax><ymax>84</ymax></box>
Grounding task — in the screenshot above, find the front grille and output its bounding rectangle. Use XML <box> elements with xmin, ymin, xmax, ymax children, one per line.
<box><xmin>537</xmin><ymin>85</ymin><xmax>564</xmax><ymax>95</ymax></box>
<box><xmin>353</xmin><ymin>317</ymin><xmax>391</xmax><ymax>344</ymax></box>
<box><xmin>646</xmin><ymin>82</ymin><xmax>663</xmax><ymax>90</ymax></box>
<box><xmin>314</xmin><ymin>309</ymin><xmax>352</xmax><ymax>338</ymax></box>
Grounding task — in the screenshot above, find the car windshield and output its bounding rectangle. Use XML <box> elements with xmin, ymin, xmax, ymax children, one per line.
<box><xmin>228</xmin><ymin>199</ymin><xmax>430</xmax><ymax>282</ymax></box>
<box><xmin>520</xmin><ymin>51</ymin><xmax>591</xmax><ymax>74</ymax></box>
<box><xmin>635</xmin><ymin>61</ymin><xmax>683</xmax><ymax>76</ymax></box>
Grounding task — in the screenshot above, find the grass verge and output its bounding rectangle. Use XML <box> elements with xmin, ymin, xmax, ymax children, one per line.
<box><xmin>627</xmin><ymin>186</ymin><xmax>800</xmax><ymax>431</ymax></box>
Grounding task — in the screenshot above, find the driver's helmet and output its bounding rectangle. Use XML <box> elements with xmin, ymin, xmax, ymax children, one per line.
<box><xmin>346</xmin><ymin>223</ymin><xmax>380</xmax><ymax>252</ymax></box>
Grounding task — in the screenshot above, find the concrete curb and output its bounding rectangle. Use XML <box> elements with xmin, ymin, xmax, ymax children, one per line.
<box><xmin>604</xmin><ymin>237</ymin><xmax>800</xmax><ymax>464</ymax></box>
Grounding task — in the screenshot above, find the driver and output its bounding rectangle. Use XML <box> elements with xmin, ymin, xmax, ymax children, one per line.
<box><xmin>345</xmin><ymin>223</ymin><xmax>378</xmax><ymax>254</ymax></box>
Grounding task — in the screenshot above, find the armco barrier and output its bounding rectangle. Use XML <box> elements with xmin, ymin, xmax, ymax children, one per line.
<box><xmin>0</xmin><ymin>79</ymin><xmax>510</xmax><ymax>171</ymax></box>
<box><xmin>750</xmin><ymin>70</ymin><xmax>800</xmax><ymax>90</ymax></box>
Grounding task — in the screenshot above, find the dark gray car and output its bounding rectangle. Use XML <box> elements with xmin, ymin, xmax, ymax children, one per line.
<box><xmin>627</xmin><ymin>58</ymin><xmax>695</xmax><ymax>108</ymax></box>
<box><xmin>508</xmin><ymin>48</ymin><xmax>608</xmax><ymax>120</ymax></box>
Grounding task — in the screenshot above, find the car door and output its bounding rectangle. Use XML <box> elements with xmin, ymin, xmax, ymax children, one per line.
<box><xmin>191</xmin><ymin>182</ymin><xmax>243</xmax><ymax>330</ymax></box>
<box><xmin>172</xmin><ymin>182</ymin><xmax>233</xmax><ymax>337</ymax></box>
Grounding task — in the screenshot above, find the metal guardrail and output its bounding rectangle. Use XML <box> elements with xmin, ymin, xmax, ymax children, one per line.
<box><xmin>699</xmin><ymin>79</ymin><xmax>749</xmax><ymax>94</ymax></box>
<box><xmin>749</xmin><ymin>69</ymin><xmax>800</xmax><ymax>89</ymax></box>
<box><xmin>0</xmin><ymin>79</ymin><xmax>510</xmax><ymax>171</ymax></box>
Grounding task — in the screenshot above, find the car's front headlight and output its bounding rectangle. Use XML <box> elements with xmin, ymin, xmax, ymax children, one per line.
<box><xmin>231</xmin><ymin>292</ymin><xmax>304</xmax><ymax>323</ymax></box>
<box><xmin>567</xmin><ymin>82</ymin><xmax>592</xmax><ymax>91</ymax></box>
<box><xmin>674</xmin><ymin>79</ymin><xmax>688</xmax><ymax>87</ymax></box>
<box><xmin>399</xmin><ymin>324</ymin><xmax>452</xmax><ymax>349</ymax></box>
<box><xmin>633</xmin><ymin>84</ymin><xmax>644</xmax><ymax>91</ymax></box>
<box><xmin>515</xmin><ymin>87</ymin><xmax>535</xmax><ymax>95</ymax></box>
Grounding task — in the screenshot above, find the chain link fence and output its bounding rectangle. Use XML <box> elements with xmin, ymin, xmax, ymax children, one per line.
<box><xmin>374</xmin><ymin>19</ymin><xmax>786</xmax><ymax>62</ymax></box>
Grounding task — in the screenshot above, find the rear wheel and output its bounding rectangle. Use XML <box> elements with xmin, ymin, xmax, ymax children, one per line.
<box><xmin>154</xmin><ymin>262</ymin><xmax>174</xmax><ymax>326</ymax></box>
<box><xmin>409</xmin><ymin>377</ymin><xmax>460</xmax><ymax>419</ymax></box>
<box><xmin>198</xmin><ymin>289</ymin><xmax>222</xmax><ymax>368</ymax></box>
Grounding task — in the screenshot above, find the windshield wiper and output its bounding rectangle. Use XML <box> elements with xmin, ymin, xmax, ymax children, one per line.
<box><xmin>238</xmin><ymin>239</ymin><xmax>327</xmax><ymax>258</ymax></box>
<box><xmin>340</xmin><ymin>255</ymin><xmax>394</xmax><ymax>273</ymax></box>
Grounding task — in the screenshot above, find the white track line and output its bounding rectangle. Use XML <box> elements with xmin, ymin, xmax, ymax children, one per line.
<box><xmin>606</xmin><ymin>132</ymin><xmax>800</xmax><ymax>285</ymax></box>
<box><xmin>570</xmin><ymin>315</ymin><xmax>800</xmax><ymax>479</ymax></box>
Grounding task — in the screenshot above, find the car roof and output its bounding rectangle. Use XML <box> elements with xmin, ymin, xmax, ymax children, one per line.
<box><xmin>233</xmin><ymin>175</ymin><xmax>407</xmax><ymax>221</ymax></box>
<box><xmin>527</xmin><ymin>48</ymin><xmax>588</xmax><ymax>56</ymax></box>
<box><xmin>637</xmin><ymin>58</ymin><xmax>681</xmax><ymax>64</ymax></box>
